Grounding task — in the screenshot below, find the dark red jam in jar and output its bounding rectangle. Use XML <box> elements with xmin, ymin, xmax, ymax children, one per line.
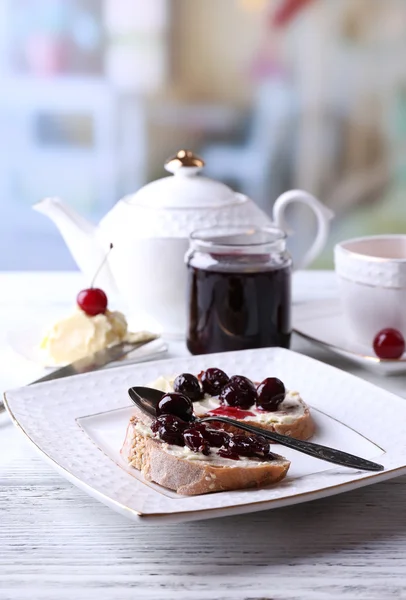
<box><xmin>186</xmin><ymin>226</ymin><xmax>292</xmax><ymax>354</ymax></box>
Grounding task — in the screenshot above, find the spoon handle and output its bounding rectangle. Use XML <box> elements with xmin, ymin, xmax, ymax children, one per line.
<box><xmin>199</xmin><ymin>416</ymin><xmax>384</xmax><ymax>472</ymax></box>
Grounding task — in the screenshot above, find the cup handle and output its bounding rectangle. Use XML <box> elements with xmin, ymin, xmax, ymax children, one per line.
<box><xmin>272</xmin><ymin>189</ymin><xmax>334</xmax><ymax>269</ymax></box>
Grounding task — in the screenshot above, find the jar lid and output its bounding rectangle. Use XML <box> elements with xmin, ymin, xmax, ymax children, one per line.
<box><xmin>190</xmin><ymin>226</ymin><xmax>287</xmax><ymax>255</ymax></box>
<box><xmin>125</xmin><ymin>150</ymin><xmax>240</xmax><ymax>209</ymax></box>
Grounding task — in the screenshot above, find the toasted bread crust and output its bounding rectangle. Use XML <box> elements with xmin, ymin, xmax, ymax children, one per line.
<box><xmin>212</xmin><ymin>403</ymin><xmax>315</xmax><ymax>441</ymax></box>
<box><xmin>121</xmin><ymin>415</ymin><xmax>290</xmax><ymax>496</ymax></box>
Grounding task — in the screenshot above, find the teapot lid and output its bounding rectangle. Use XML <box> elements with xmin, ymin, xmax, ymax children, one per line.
<box><xmin>125</xmin><ymin>150</ymin><xmax>241</xmax><ymax>209</ymax></box>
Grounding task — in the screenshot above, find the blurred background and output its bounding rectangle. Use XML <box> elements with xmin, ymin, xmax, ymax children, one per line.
<box><xmin>1</xmin><ymin>0</ymin><xmax>406</xmax><ymax>270</ymax></box>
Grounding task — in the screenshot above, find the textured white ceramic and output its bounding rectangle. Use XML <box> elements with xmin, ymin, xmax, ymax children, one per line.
<box><xmin>335</xmin><ymin>235</ymin><xmax>406</xmax><ymax>345</ymax></box>
<box><xmin>293</xmin><ymin>298</ymin><xmax>406</xmax><ymax>375</ymax></box>
<box><xmin>4</xmin><ymin>347</ymin><xmax>406</xmax><ymax>523</ymax></box>
<box><xmin>34</xmin><ymin>155</ymin><xmax>332</xmax><ymax>335</ymax></box>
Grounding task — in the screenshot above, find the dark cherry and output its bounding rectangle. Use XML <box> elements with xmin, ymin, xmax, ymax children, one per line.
<box><xmin>250</xmin><ymin>434</ymin><xmax>270</xmax><ymax>453</ymax></box>
<box><xmin>201</xmin><ymin>368</ymin><xmax>230</xmax><ymax>396</ymax></box>
<box><xmin>184</xmin><ymin>422</ymin><xmax>230</xmax><ymax>447</ymax></box>
<box><xmin>256</xmin><ymin>377</ymin><xmax>286</xmax><ymax>411</ymax></box>
<box><xmin>77</xmin><ymin>288</ymin><xmax>108</xmax><ymax>316</ymax></box>
<box><xmin>218</xmin><ymin>383</ymin><xmax>239</xmax><ymax>407</ymax></box>
<box><xmin>225</xmin><ymin>433</ymin><xmax>277</xmax><ymax>460</ymax></box>
<box><xmin>203</xmin><ymin>428</ymin><xmax>231</xmax><ymax>447</ymax></box>
<box><xmin>189</xmin><ymin>422</ymin><xmax>208</xmax><ymax>435</ymax></box>
<box><xmin>263</xmin><ymin>446</ymin><xmax>278</xmax><ymax>461</ymax></box>
<box><xmin>220</xmin><ymin>375</ymin><xmax>257</xmax><ymax>409</ymax></box>
<box><xmin>226</xmin><ymin>434</ymin><xmax>257</xmax><ymax>457</ymax></box>
<box><xmin>226</xmin><ymin>434</ymin><xmax>263</xmax><ymax>457</ymax></box>
<box><xmin>230</xmin><ymin>375</ymin><xmax>257</xmax><ymax>402</ymax></box>
<box><xmin>151</xmin><ymin>413</ymin><xmax>188</xmax><ymax>432</ymax></box>
<box><xmin>184</xmin><ymin>428</ymin><xmax>210</xmax><ymax>455</ymax></box>
<box><xmin>157</xmin><ymin>392</ymin><xmax>194</xmax><ymax>422</ymax></box>
<box><xmin>173</xmin><ymin>373</ymin><xmax>202</xmax><ymax>401</ymax></box>
<box><xmin>252</xmin><ymin>434</ymin><xmax>278</xmax><ymax>459</ymax></box>
<box><xmin>217</xmin><ymin>447</ymin><xmax>240</xmax><ymax>460</ymax></box>
<box><xmin>373</xmin><ymin>328</ymin><xmax>405</xmax><ymax>359</ymax></box>
<box><xmin>151</xmin><ymin>414</ymin><xmax>187</xmax><ymax>446</ymax></box>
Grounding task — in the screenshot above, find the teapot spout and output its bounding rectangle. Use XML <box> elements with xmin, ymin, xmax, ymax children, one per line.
<box><xmin>34</xmin><ymin>196</ymin><xmax>97</xmax><ymax>238</ymax></box>
<box><xmin>34</xmin><ymin>197</ymin><xmax>116</xmax><ymax>294</ymax></box>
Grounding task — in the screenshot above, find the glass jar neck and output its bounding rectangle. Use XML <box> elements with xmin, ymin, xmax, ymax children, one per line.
<box><xmin>189</xmin><ymin>226</ymin><xmax>287</xmax><ymax>256</ymax></box>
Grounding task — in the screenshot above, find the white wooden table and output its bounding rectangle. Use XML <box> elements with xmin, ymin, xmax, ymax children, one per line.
<box><xmin>1</xmin><ymin>271</ymin><xmax>406</xmax><ymax>600</ymax></box>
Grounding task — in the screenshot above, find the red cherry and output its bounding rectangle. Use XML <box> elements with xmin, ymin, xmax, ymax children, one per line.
<box><xmin>77</xmin><ymin>288</ymin><xmax>108</xmax><ymax>316</ymax></box>
<box><xmin>373</xmin><ymin>328</ymin><xmax>405</xmax><ymax>359</ymax></box>
<box><xmin>76</xmin><ymin>243</ymin><xmax>113</xmax><ymax>316</ymax></box>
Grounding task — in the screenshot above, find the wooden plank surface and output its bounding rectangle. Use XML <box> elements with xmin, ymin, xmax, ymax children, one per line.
<box><xmin>2</xmin><ymin>452</ymin><xmax>406</xmax><ymax>600</ymax></box>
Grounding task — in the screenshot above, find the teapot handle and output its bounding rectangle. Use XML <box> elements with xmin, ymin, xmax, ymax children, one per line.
<box><xmin>272</xmin><ymin>190</ymin><xmax>334</xmax><ymax>269</ymax></box>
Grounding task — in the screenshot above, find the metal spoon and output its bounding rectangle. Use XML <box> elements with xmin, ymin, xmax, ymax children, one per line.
<box><xmin>128</xmin><ymin>386</ymin><xmax>384</xmax><ymax>472</ymax></box>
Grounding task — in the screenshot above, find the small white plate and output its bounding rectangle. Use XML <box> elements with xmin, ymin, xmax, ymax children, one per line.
<box><xmin>7</xmin><ymin>326</ymin><xmax>168</xmax><ymax>369</ymax></box>
<box><xmin>293</xmin><ymin>298</ymin><xmax>406</xmax><ymax>375</ymax></box>
<box><xmin>4</xmin><ymin>347</ymin><xmax>406</xmax><ymax>523</ymax></box>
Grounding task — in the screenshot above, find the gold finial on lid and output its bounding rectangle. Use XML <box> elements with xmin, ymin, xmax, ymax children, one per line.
<box><xmin>165</xmin><ymin>150</ymin><xmax>205</xmax><ymax>172</ymax></box>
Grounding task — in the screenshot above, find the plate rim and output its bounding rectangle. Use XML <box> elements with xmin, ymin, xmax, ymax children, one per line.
<box><xmin>5</xmin><ymin>346</ymin><xmax>406</xmax><ymax>522</ymax></box>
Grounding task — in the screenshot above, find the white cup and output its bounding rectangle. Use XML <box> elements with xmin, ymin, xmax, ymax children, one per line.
<box><xmin>334</xmin><ymin>235</ymin><xmax>406</xmax><ymax>345</ymax></box>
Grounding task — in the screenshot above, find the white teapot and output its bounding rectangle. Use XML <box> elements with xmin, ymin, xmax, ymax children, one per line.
<box><xmin>34</xmin><ymin>150</ymin><xmax>333</xmax><ymax>335</ymax></box>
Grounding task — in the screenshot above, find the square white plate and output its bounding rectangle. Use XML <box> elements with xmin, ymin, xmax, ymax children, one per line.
<box><xmin>4</xmin><ymin>348</ymin><xmax>406</xmax><ymax>523</ymax></box>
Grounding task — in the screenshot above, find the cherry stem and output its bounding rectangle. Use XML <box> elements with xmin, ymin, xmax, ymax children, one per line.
<box><xmin>91</xmin><ymin>243</ymin><xmax>113</xmax><ymax>288</ymax></box>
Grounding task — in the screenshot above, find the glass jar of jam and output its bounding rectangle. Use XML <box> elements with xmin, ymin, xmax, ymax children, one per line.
<box><xmin>186</xmin><ymin>226</ymin><xmax>292</xmax><ymax>355</ymax></box>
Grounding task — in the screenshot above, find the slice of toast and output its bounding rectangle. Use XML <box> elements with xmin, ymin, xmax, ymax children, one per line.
<box><xmin>150</xmin><ymin>376</ymin><xmax>315</xmax><ymax>441</ymax></box>
<box><xmin>121</xmin><ymin>409</ymin><xmax>290</xmax><ymax>496</ymax></box>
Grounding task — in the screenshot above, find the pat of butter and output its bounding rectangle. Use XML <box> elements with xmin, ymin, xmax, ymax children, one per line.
<box><xmin>40</xmin><ymin>308</ymin><xmax>154</xmax><ymax>366</ymax></box>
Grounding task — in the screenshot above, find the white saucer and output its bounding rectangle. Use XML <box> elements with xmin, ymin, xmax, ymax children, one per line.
<box><xmin>293</xmin><ymin>298</ymin><xmax>406</xmax><ymax>375</ymax></box>
<box><xmin>7</xmin><ymin>326</ymin><xmax>168</xmax><ymax>370</ymax></box>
